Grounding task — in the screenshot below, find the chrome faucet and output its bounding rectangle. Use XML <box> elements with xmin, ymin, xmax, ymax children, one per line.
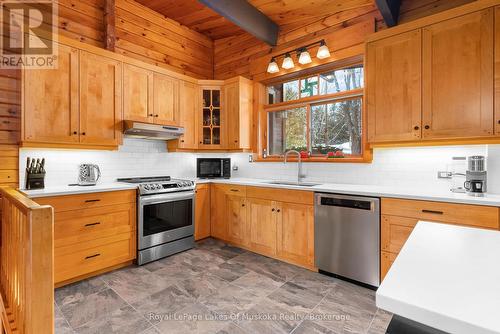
<box><xmin>284</xmin><ymin>150</ymin><xmax>306</xmax><ymax>184</ymax></box>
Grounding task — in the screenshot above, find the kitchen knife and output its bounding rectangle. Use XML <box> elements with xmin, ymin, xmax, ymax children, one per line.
<box><xmin>26</xmin><ymin>157</ymin><xmax>31</xmax><ymax>173</ymax></box>
<box><xmin>35</xmin><ymin>159</ymin><xmax>40</xmax><ymax>173</ymax></box>
<box><xmin>40</xmin><ymin>158</ymin><xmax>45</xmax><ymax>173</ymax></box>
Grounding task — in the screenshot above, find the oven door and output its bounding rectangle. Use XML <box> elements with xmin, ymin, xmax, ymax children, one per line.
<box><xmin>138</xmin><ymin>191</ymin><xmax>194</xmax><ymax>250</ymax></box>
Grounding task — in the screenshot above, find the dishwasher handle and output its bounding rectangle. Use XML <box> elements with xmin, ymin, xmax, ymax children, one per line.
<box><xmin>317</xmin><ymin>194</ymin><xmax>379</xmax><ymax>211</ymax></box>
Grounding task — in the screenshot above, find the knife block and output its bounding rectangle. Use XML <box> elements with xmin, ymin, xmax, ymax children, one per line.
<box><xmin>25</xmin><ymin>172</ymin><xmax>45</xmax><ymax>190</ymax></box>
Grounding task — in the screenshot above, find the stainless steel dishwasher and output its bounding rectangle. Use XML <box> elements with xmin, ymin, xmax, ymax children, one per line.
<box><xmin>315</xmin><ymin>193</ymin><xmax>380</xmax><ymax>287</ymax></box>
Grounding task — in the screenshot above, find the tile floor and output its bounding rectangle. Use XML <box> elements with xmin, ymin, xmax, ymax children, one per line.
<box><xmin>55</xmin><ymin>238</ymin><xmax>392</xmax><ymax>334</ymax></box>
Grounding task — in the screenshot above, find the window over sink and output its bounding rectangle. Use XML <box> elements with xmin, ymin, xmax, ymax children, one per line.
<box><xmin>264</xmin><ymin>64</ymin><xmax>367</xmax><ymax>161</ymax></box>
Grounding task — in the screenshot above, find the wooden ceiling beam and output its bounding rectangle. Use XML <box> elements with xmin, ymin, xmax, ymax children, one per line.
<box><xmin>104</xmin><ymin>0</ymin><xmax>116</xmax><ymax>51</ymax></box>
<box><xmin>375</xmin><ymin>0</ymin><xmax>401</xmax><ymax>27</ymax></box>
<box><xmin>198</xmin><ymin>0</ymin><xmax>279</xmax><ymax>45</ymax></box>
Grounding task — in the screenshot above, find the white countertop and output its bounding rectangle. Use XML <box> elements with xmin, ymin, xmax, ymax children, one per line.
<box><xmin>21</xmin><ymin>182</ymin><xmax>138</xmax><ymax>198</ymax></box>
<box><xmin>19</xmin><ymin>177</ymin><xmax>500</xmax><ymax>206</ymax></box>
<box><xmin>196</xmin><ymin>178</ymin><xmax>500</xmax><ymax>207</ymax></box>
<box><xmin>376</xmin><ymin>221</ymin><xmax>500</xmax><ymax>334</ymax></box>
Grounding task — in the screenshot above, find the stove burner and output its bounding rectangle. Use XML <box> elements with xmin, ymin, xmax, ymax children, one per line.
<box><xmin>117</xmin><ymin>176</ymin><xmax>194</xmax><ymax>195</ymax></box>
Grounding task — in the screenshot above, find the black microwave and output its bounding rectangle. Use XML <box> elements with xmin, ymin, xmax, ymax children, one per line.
<box><xmin>197</xmin><ymin>158</ymin><xmax>231</xmax><ymax>179</ymax></box>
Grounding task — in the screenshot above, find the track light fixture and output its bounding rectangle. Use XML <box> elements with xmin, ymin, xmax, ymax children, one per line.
<box><xmin>266</xmin><ymin>39</ymin><xmax>331</xmax><ymax>74</ymax></box>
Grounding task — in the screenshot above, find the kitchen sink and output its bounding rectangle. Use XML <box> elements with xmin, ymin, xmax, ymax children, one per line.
<box><xmin>264</xmin><ymin>181</ymin><xmax>321</xmax><ymax>187</ymax></box>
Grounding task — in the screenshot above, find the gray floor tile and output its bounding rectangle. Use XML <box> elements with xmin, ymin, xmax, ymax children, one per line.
<box><xmin>292</xmin><ymin>320</ymin><xmax>338</xmax><ymax>334</ymax></box>
<box><xmin>60</xmin><ymin>288</ymin><xmax>127</xmax><ymax>329</ymax></box>
<box><xmin>208</xmin><ymin>244</ymin><xmax>247</xmax><ymax>261</ymax></box>
<box><xmin>367</xmin><ymin>309</ymin><xmax>392</xmax><ymax>334</ymax></box>
<box><xmin>73</xmin><ymin>305</ymin><xmax>151</xmax><ymax>334</ymax></box>
<box><xmin>132</xmin><ymin>285</ymin><xmax>196</xmax><ymax>324</ymax></box>
<box><xmin>55</xmin><ymin>303</ymin><xmax>74</xmax><ymax>334</ymax></box>
<box><xmin>216</xmin><ymin>322</ymin><xmax>248</xmax><ymax>334</ymax></box>
<box><xmin>101</xmin><ymin>266</ymin><xmax>173</xmax><ymax>304</ymax></box>
<box><xmin>155</xmin><ymin>302</ymin><xmax>228</xmax><ymax>334</ymax></box>
<box><xmin>236</xmin><ymin>297</ymin><xmax>305</xmax><ymax>334</ymax></box>
<box><xmin>209</xmin><ymin>261</ymin><xmax>251</xmax><ymax>282</ymax></box>
<box><xmin>267</xmin><ymin>282</ymin><xmax>324</xmax><ymax>314</ymax></box>
<box><xmin>139</xmin><ymin>326</ymin><xmax>161</xmax><ymax>334</ymax></box>
<box><xmin>199</xmin><ymin>283</ymin><xmax>260</xmax><ymax>316</ymax></box>
<box><xmin>175</xmin><ymin>272</ymin><xmax>230</xmax><ymax>300</ymax></box>
<box><xmin>232</xmin><ymin>270</ymin><xmax>284</xmax><ymax>297</ymax></box>
<box><xmin>55</xmin><ymin>277</ymin><xmax>107</xmax><ymax>307</ymax></box>
<box><xmin>288</xmin><ymin>270</ymin><xmax>338</xmax><ymax>296</ymax></box>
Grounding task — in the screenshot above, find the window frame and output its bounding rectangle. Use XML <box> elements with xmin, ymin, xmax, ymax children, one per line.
<box><xmin>258</xmin><ymin>63</ymin><xmax>372</xmax><ymax>163</ymax></box>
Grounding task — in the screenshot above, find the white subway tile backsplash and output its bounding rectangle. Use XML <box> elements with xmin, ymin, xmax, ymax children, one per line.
<box><xmin>19</xmin><ymin>138</ymin><xmax>500</xmax><ymax>194</ymax></box>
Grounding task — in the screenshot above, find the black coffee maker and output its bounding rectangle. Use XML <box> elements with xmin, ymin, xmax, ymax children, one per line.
<box><xmin>464</xmin><ymin>156</ymin><xmax>487</xmax><ymax>197</ymax></box>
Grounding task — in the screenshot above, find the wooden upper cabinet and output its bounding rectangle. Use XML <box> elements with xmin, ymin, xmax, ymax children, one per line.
<box><xmin>366</xmin><ymin>30</ymin><xmax>422</xmax><ymax>143</ymax></box>
<box><xmin>123</xmin><ymin>64</ymin><xmax>153</xmax><ymax>123</ymax></box>
<box><xmin>495</xmin><ymin>6</ymin><xmax>500</xmax><ymax>135</ymax></box>
<box><xmin>23</xmin><ymin>43</ymin><xmax>79</xmax><ymax>144</ymax></box>
<box><xmin>177</xmin><ymin>81</ymin><xmax>199</xmax><ymax>149</ymax></box>
<box><xmin>422</xmin><ymin>9</ymin><xmax>494</xmax><ymax>139</ymax></box>
<box><xmin>79</xmin><ymin>51</ymin><xmax>122</xmax><ymax>146</ymax></box>
<box><xmin>153</xmin><ymin>73</ymin><xmax>179</xmax><ymax>125</ymax></box>
<box><xmin>224</xmin><ymin>77</ymin><xmax>253</xmax><ymax>150</ymax></box>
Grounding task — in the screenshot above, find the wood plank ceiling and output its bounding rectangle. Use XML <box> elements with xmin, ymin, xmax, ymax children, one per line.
<box><xmin>135</xmin><ymin>0</ymin><xmax>375</xmax><ymax>40</ymax></box>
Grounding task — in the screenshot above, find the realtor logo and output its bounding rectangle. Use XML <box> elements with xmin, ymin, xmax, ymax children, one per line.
<box><xmin>1</xmin><ymin>0</ymin><xmax>58</xmax><ymax>69</ymax></box>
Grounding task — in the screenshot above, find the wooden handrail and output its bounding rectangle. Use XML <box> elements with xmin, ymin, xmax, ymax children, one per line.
<box><xmin>0</xmin><ymin>186</ymin><xmax>54</xmax><ymax>334</ymax></box>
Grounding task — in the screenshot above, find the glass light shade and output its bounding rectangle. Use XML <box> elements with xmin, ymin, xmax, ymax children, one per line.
<box><xmin>298</xmin><ymin>50</ymin><xmax>312</xmax><ymax>64</ymax></box>
<box><xmin>267</xmin><ymin>59</ymin><xmax>279</xmax><ymax>73</ymax></box>
<box><xmin>317</xmin><ymin>43</ymin><xmax>331</xmax><ymax>59</ymax></box>
<box><xmin>282</xmin><ymin>54</ymin><xmax>294</xmax><ymax>69</ymax></box>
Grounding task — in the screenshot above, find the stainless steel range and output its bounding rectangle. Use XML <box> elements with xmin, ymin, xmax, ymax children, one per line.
<box><xmin>118</xmin><ymin>176</ymin><xmax>195</xmax><ymax>265</ymax></box>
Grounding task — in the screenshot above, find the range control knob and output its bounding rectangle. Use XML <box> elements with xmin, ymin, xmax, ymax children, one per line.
<box><xmin>143</xmin><ymin>184</ymin><xmax>150</xmax><ymax>190</ymax></box>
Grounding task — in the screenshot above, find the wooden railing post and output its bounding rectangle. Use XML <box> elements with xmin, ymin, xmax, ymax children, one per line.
<box><xmin>0</xmin><ymin>187</ymin><xmax>54</xmax><ymax>334</ymax></box>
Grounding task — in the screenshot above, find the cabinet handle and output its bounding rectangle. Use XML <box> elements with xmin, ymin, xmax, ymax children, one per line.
<box><xmin>230</xmin><ymin>189</ymin><xmax>239</xmax><ymax>192</ymax></box>
<box><xmin>277</xmin><ymin>209</ymin><xmax>280</xmax><ymax>213</ymax></box>
<box><xmin>81</xmin><ymin>132</ymin><xmax>86</xmax><ymax>135</ymax></box>
<box><xmin>2</xmin><ymin>120</ymin><xmax>10</xmax><ymax>124</ymax></box>
<box><xmin>413</xmin><ymin>126</ymin><xmax>419</xmax><ymax>130</ymax></box>
<box><xmin>234</xmin><ymin>140</ymin><xmax>238</xmax><ymax>143</ymax></box>
<box><xmin>154</xmin><ymin>114</ymin><xmax>159</xmax><ymax>117</ymax></box>
<box><xmin>7</xmin><ymin>110</ymin><xmax>16</xmax><ymax>115</ymax></box>
<box><xmin>199</xmin><ymin>141</ymin><xmax>202</xmax><ymax>144</ymax></box>
<box><xmin>497</xmin><ymin>120</ymin><xmax>500</xmax><ymax>125</ymax></box>
<box><xmin>424</xmin><ymin>125</ymin><xmax>430</xmax><ymax>130</ymax></box>
<box><xmin>181</xmin><ymin>139</ymin><xmax>185</xmax><ymax>143</ymax></box>
<box><xmin>241</xmin><ymin>203</ymin><xmax>245</xmax><ymax>207</ymax></box>
<box><xmin>148</xmin><ymin>114</ymin><xmax>154</xmax><ymax>117</ymax></box>
<box><xmin>84</xmin><ymin>222</ymin><xmax>101</xmax><ymax>227</ymax></box>
<box><xmin>422</xmin><ymin>209</ymin><xmax>443</xmax><ymax>215</ymax></box>
<box><xmin>85</xmin><ymin>253</ymin><xmax>100</xmax><ymax>259</ymax></box>
<box><xmin>73</xmin><ymin>131</ymin><xmax>78</xmax><ymax>135</ymax></box>
<box><xmin>85</xmin><ymin>199</ymin><xmax>101</xmax><ymax>203</ymax></box>
<box><xmin>272</xmin><ymin>208</ymin><xmax>275</xmax><ymax>212</ymax></box>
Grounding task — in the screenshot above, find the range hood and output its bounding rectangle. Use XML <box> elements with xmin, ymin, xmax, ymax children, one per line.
<box><xmin>123</xmin><ymin>121</ymin><xmax>184</xmax><ymax>140</ymax></box>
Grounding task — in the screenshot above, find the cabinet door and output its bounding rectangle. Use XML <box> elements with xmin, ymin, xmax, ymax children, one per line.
<box><xmin>495</xmin><ymin>6</ymin><xmax>500</xmax><ymax>135</ymax></box>
<box><xmin>79</xmin><ymin>51</ymin><xmax>122</xmax><ymax>146</ymax></box>
<box><xmin>195</xmin><ymin>184</ymin><xmax>211</xmax><ymax>240</ymax></box>
<box><xmin>23</xmin><ymin>43</ymin><xmax>79</xmax><ymax>144</ymax></box>
<box><xmin>366</xmin><ymin>30</ymin><xmax>422</xmax><ymax>143</ymax></box>
<box><xmin>224</xmin><ymin>81</ymin><xmax>239</xmax><ymax>149</ymax></box>
<box><xmin>153</xmin><ymin>73</ymin><xmax>179</xmax><ymax>125</ymax></box>
<box><xmin>422</xmin><ymin>9</ymin><xmax>494</xmax><ymax>139</ymax></box>
<box><xmin>381</xmin><ymin>215</ymin><xmax>418</xmax><ymax>254</ymax></box>
<box><xmin>123</xmin><ymin>64</ymin><xmax>153</xmax><ymax>123</ymax></box>
<box><xmin>177</xmin><ymin>81</ymin><xmax>198</xmax><ymax>149</ymax></box>
<box><xmin>226</xmin><ymin>195</ymin><xmax>247</xmax><ymax>246</ymax></box>
<box><xmin>246</xmin><ymin>198</ymin><xmax>277</xmax><ymax>257</ymax></box>
<box><xmin>276</xmin><ymin>202</ymin><xmax>314</xmax><ymax>267</ymax></box>
<box><xmin>210</xmin><ymin>184</ymin><xmax>227</xmax><ymax>240</ymax></box>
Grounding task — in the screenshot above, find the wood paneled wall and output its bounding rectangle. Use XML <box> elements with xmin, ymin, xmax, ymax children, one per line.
<box><xmin>213</xmin><ymin>0</ymin><xmax>477</xmax><ymax>81</ymax></box>
<box><xmin>56</xmin><ymin>0</ymin><xmax>213</xmax><ymax>79</ymax></box>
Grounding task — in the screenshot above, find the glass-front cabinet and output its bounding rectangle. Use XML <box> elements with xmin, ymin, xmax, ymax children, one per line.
<box><xmin>199</xmin><ymin>84</ymin><xmax>224</xmax><ymax>148</ymax></box>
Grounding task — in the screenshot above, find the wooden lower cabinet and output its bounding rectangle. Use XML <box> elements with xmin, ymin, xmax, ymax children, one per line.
<box><xmin>246</xmin><ymin>197</ymin><xmax>277</xmax><ymax>257</ymax></box>
<box><xmin>226</xmin><ymin>195</ymin><xmax>247</xmax><ymax>247</ymax></box>
<box><xmin>380</xmin><ymin>198</ymin><xmax>500</xmax><ymax>280</ymax></box>
<box><xmin>276</xmin><ymin>202</ymin><xmax>315</xmax><ymax>267</ymax></box>
<box><xmin>195</xmin><ymin>184</ymin><xmax>211</xmax><ymax>240</ymax></box>
<box><xmin>210</xmin><ymin>184</ymin><xmax>315</xmax><ymax>269</ymax></box>
<box><xmin>35</xmin><ymin>190</ymin><xmax>136</xmax><ymax>286</ymax></box>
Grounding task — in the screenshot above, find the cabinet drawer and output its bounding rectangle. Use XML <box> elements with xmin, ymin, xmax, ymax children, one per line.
<box><xmin>381</xmin><ymin>198</ymin><xmax>500</xmax><ymax>229</ymax></box>
<box><xmin>218</xmin><ymin>184</ymin><xmax>247</xmax><ymax>197</ymax></box>
<box><xmin>54</xmin><ymin>204</ymin><xmax>136</xmax><ymax>248</ymax></box>
<box><xmin>54</xmin><ymin>232</ymin><xmax>135</xmax><ymax>283</ymax></box>
<box><xmin>246</xmin><ymin>186</ymin><xmax>313</xmax><ymax>205</ymax></box>
<box><xmin>381</xmin><ymin>215</ymin><xmax>418</xmax><ymax>254</ymax></box>
<box><xmin>35</xmin><ymin>190</ymin><xmax>136</xmax><ymax>212</ymax></box>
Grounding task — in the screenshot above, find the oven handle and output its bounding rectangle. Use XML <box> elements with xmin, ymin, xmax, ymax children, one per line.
<box><xmin>139</xmin><ymin>191</ymin><xmax>195</xmax><ymax>205</ymax></box>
